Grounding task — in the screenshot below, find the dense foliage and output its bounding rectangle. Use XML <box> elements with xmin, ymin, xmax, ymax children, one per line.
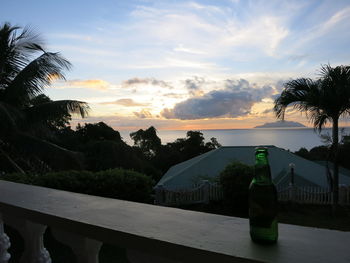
<box><xmin>0</xmin><ymin>168</ymin><xmax>153</xmax><ymax>203</ymax></box>
<box><xmin>43</xmin><ymin>123</ymin><xmax>220</xmax><ymax>182</ymax></box>
<box><xmin>294</xmin><ymin>134</ymin><xmax>350</xmax><ymax>171</ymax></box>
<box><xmin>219</xmin><ymin>162</ymin><xmax>254</xmax><ymax>212</ymax></box>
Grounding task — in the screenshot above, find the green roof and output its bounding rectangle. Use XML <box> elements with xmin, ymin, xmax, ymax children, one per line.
<box><xmin>156</xmin><ymin>146</ymin><xmax>350</xmax><ymax>190</ymax></box>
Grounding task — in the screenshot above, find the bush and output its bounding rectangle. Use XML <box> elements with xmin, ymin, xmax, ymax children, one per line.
<box><xmin>219</xmin><ymin>162</ymin><xmax>254</xmax><ymax>212</ymax></box>
<box><xmin>0</xmin><ymin>168</ymin><xmax>153</xmax><ymax>203</ymax></box>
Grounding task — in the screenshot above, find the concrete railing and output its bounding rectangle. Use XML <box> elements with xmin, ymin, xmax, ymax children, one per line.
<box><xmin>0</xmin><ymin>180</ymin><xmax>350</xmax><ymax>263</ymax></box>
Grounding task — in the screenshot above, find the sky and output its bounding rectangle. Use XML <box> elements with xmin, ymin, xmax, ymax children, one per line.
<box><xmin>2</xmin><ymin>0</ymin><xmax>350</xmax><ymax>130</ymax></box>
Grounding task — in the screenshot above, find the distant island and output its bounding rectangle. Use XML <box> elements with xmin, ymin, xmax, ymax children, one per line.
<box><xmin>254</xmin><ymin>121</ymin><xmax>306</xmax><ymax>128</ymax></box>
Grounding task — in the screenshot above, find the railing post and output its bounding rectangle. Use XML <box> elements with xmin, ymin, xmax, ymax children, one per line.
<box><xmin>20</xmin><ymin>220</ymin><xmax>51</xmax><ymax>263</ymax></box>
<box><xmin>339</xmin><ymin>185</ymin><xmax>346</xmax><ymax>205</ymax></box>
<box><xmin>51</xmin><ymin>228</ymin><xmax>102</xmax><ymax>263</ymax></box>
<box><xmin>289</xmin><ymin>184</ymin><xmax>296</xmax><ymax>202</ymax></box>
<box><xmin>154</xmin><ymin>185</ymin><xmax>165</xmax><ymax>205</ymax></box>
<box><xmin>0</xmin><ymin>213</ymin><xmax>10</xmax><ymax>263</ymax></box>
<box><xmin>202</xmin><ymin>180</ymin><xmax>210</xmax><ymax>204</ymax></box>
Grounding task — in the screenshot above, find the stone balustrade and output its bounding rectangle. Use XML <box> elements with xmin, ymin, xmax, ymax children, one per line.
<box><xmin>0</xmin><ymin>180</ymin><xmax>349</xmax><ymax>263</ymax></box>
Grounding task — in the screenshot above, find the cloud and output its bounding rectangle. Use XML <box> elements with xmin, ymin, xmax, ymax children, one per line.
<box><xmin>316</xmin><ymin>7</ymin><xmax>350</xmax><ymax>37</ymax></box>
<box><xmin>173</xmin><ymin>44</ymin><xmax>206</xmax><ymax>55</ymax></box>
<box><xmin>262</xmin><ymin>108</ymin><xmax>274</xmax><ymax>114</ymax></box>
<box><xmin>100</xmin><ymin>98</ymin><xmax>150</xmax><ymax>107</ymax></box>
<box><xmin>287</xmin><ymin>6</ymin><xmax>350</xmax><ymax>54</ymax></box>
<box><xmin>122</xmin><ymin>77</ymin><xmax>172</xmax><ymax>88</ymax></box>
<box><xmin>129</xmin><ymin>2</ymin><xmax>289</xmax><ymax>61</ymax></box>
<box><xmin>161</xmin><ymin>79</ymin><xmax>273</xmax><ymax>120</ymax></box>
<box><xmin>163</xmin><ymin>93</ymin><xmax>187</xmax><ymax>99</ymax></box>
<box><xmin>184</xmin><ymin>76</ymin><xmax>206</xmax><ymax>96</ymax></box>
<box><xmin>56</xmin><ymin>79</ymin><xmax>111</xmax><ymax>90</ymax></box>
<box><xmin>133</xmin><ymin>109</ymin><xmax>153</xmax><ymax>119</ymax></box>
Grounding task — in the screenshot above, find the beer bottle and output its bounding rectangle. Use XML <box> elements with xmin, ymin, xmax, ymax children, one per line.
<box><xmin>249</xmin><ymin>147</ymin><xmax>278</xmax><ymax>244</ymax></box>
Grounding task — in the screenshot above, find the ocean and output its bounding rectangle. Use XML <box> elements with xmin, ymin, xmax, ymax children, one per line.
<box><xmin>120</xmin><ymin>127</ymin><xmax>350</xmax><ymax>152</ymax></box>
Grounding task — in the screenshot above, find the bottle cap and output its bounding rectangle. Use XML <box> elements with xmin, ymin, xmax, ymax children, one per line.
<box><xmin>255</xmin><ymin>146</ymin><xmax>268</xmax><ymax>155</ymax></box>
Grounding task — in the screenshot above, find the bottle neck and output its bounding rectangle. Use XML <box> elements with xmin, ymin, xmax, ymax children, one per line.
<box><xmin>254</xmin><ymin>155</ymin><xmax>272</xmax><ymax>184</ymax></box>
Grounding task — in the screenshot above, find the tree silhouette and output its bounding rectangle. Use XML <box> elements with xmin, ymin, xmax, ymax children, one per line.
<box><xmin>130</xmin><ymin>126</ymin><xmax>161</xmax><ymax>158</ymax></box>
<box><xmin>274</xmin><ymin>64</ymin><xmax>350</xmax><ymax>206</ymax></box>
<box><xmin>0</xmin><ymin>22</ymin><xmax>89</xmax><ymax>173</ymax></box>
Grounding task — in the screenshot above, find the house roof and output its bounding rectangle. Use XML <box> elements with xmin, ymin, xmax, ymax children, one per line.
<box><xmin>156</xmin><ymin>146</ymin><xmax>350</xmax><ymax>190</ymax></box>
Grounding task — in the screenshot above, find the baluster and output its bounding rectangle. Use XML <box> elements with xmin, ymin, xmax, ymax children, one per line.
<box><xmin>51</xmin><ymin>229</ymin><xmax>102</xmax><ymax>263</ymax></box>
<box><xmin>17</xmin><ymin>220</ymin><xmax>51</xmax><ymax>263</ymax></box>
<box><xmin>0</xmin><ymin>213</ymin><xmax>10</xmax><ymax>263</ymax></box>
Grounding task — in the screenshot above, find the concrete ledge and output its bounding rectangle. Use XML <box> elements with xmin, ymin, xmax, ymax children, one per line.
<box><xmin>0</xmin><ymin>180</ymin><xmax>349</xmax><ymax>263</ymax></box>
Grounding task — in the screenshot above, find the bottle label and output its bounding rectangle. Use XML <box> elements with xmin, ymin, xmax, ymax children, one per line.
<box><xmin>250</xmin><ymin>219</ymin><xmax>278</xmax><ymax>243</ymax></box>
<box><xmin>249</xmin><ymin>187</ymin><xmax>278</xmax><ymax>228</ymax></box>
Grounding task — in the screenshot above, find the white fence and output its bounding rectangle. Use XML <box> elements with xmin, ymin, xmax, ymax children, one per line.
<box><xmin>155</xmin><ymin>182</ymin><xmax>350</xmax><ymax>206</ymax></box>
<box><xmin>277</xmin><ymin>186</ymin><xmax>333</xmax><ymax>204</ymax></box>
<box><xmin>155</xmin><ymin>181</ymin><xmax>223</xmax><ymax>206</ymax></box>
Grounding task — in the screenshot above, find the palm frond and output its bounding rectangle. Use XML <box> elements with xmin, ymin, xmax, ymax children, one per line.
<box><xmin>24</xmin><ymin>99</ymin><xmax>90</xmax><ymax>124</ymax></box>
<box><xmin>0</xmin><ymin>144</ymin><xmax>25</xmax><ymax>174</ymax></box>
<box><xmin>273</xmin><ymin>78</ymin><xmax>318</xmax><ymax>120</ymax></box>
<box><xmin>4</xmin><ymin>52</ymin><xmax>72</xmax><ymax>106</ymax></box>
<box><xmin>312</xmin><ymin>111</ymin><xmax>329</xmax><ymax>132</ymax></box>
<box><xmin>0</xmin><ymin>101</ymin><xmax>23</xmax><ymax>134</ymax></box>
<box><xmin>9</xmin><ymin>132</ymin><xmax>84</xmax><ymax>171</ymax></box>
<box><xmin>0</xmin><ymin>23</ymin><xmax>44</xmax><ymax>87</ymax></box>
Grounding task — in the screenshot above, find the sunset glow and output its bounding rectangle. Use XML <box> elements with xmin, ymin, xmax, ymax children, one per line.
<box><xmin>2</xmin><ymin>0</ymin><xmax>350</xmax><ymax>130</ymax></box>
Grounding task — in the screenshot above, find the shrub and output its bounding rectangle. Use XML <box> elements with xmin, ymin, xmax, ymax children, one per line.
<box><xmin>219</xmin><ymin>162</ymin><xmax>254</xmax><ymax>212</ymax></box>
<box><xmin>0</xmin><ymin>168</ymin><xmax>153</xmax><ymax>203</ymax></box>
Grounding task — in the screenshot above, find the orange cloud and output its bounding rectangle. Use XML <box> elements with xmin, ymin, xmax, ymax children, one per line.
<box><xmin>54</xmin><ymin>79</ymin><xmax>111</xmax><ymax>90</ymax></box>
<box><xmin>68</xmin><ymin>79</ymin><xmax>110</xmax><ymax>90</ymax></box>
<box><xmin>100</xmin><ymin>98</ymin><xmax>150</xmax><ymax>107</ymax></box>
<box><xmin>134</xmin><ymin>109</ymin><xmax>153</xmax><ymax>118</ymax></box>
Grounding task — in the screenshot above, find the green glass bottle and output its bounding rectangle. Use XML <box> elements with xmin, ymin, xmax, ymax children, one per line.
<box><xmin>249</xmin><ymin>147</ymin><xmax>278</xmax><ymax>244</ymax></box>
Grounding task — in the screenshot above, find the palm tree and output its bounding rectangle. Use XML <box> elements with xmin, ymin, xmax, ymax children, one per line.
<box><xmin>0</xmin><ymin>22</ymin><xmax>90</xmax><ymax>173</ymax></box>
<box><xmin>274</xmin><ymin>64</ymin><xmax>350</xmax><ymax>206</ymax></box>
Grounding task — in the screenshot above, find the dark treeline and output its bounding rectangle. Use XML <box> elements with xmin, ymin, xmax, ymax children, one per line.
<box><xmin>53</xmin><ymin>123</ymin><xmax>222</xmax><ymax>182</ymax></box>
<box><xmin>1</xmin><ymin>110</ymin><xmax>221</xmax><ymax>182</ymax></box>
<box><xmin>57</xmin><ymin>123</ymin><xmax>221</xmax><ymax>182</ymax></box>
<box><xmin>294</xmin><ymin>134</ymin><xmax>350</xmax><ymax>171</ymax></box>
